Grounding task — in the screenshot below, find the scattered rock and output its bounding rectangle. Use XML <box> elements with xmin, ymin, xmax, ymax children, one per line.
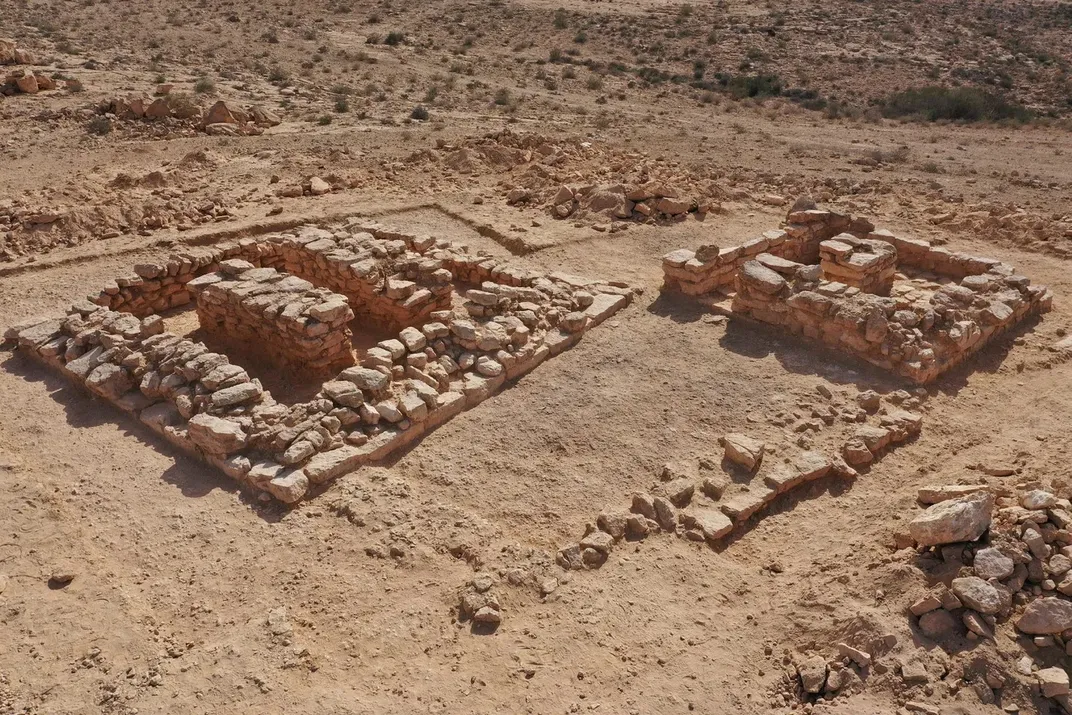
<box><xmin>48</xmin><ymin>570</ymin><xmax>75</xmax><ymax>588</ymax></box>
<box><xmin>1017</xmin><ymin>597</ymin><xmax>1072</xmax><ymax>634</ymax></box>
<box><xmin>308</xmin><ymin>177</ymin><xmax>332</xmax><ymax>196</ymax></box>
<box><xmin>909</xmin><ymin>492</ymin><xmax>993</xmax><ymax>546</ymax></box>
<box><xmin>798</xmin><ymin>656</ymin><xmax>828</xmax><ymax>694</ymax></box>
<box><xmin>719</xmin><ymin>433</ymin><xmax>765</xmax><ymax>471</ymax></box>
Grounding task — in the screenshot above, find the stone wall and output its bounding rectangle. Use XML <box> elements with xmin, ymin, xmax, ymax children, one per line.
<box><xmin>819</xmin><ymin>235</ymin><xmax>896</xmax><ymax>296</ymax></box>
<box><xmin>187</xmin><ymin>260</ymin><xmax>356</xmax><ymax>376</ymax></box>
<box><xmin>662</xmin><ymin>210</ymin><xmax>877</xmax><ymax>296</ymax></box>
<box><xmin>662</xmin><ymin>209</ymin><xmax>1053</xmax><ymax>383</ymax></box>
<box><xmin>7</xmin><ymin>221</ymin><xmax>633</xmax><ymax>505</ymax></box>
<box><xmin>89</xmin><ymin>221</ymin><xmax>596</xmax><ymax>332</ymax></box>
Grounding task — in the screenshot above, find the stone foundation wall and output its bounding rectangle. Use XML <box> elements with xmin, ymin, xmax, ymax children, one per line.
<box><xmin>662</xmin><ymin>210</ymin><xmax>877</xmax><ymax>296</ymax></box>
<box><xmin>7</xmin><ymin>221</ymin><xmax>634</xmax><ymax>505</ymax></box>
<box><xmin>729</xmin><ymin>257</ymin><xmax>1050</xmax><ymax>384</ymax></box>
<box><xmin>89</xmin><ymin>221</ymin><xmax>589</xmax><ymax>331</ymax></box>
<box><xmin>187</xmin><ymin>260</ymin><xmax>356</xmax><ymax>375</ymax></box>
<box><xmin>662</xmin><ymin>208</ymin><xmax>1054</xmax><ymax>383</ymax></box>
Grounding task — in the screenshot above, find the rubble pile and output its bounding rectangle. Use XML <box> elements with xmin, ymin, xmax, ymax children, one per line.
<box><xmin>519</xmin><ymin>180</ymin><xmax>721</xmax><ymax>223</ymax></box>
<box><xmin>664</xmin><ymin>207</ymin><xmax>1053</xmax><ymax>383</ymax></box>
<box><xmin>94</xmin><ymin>96</ymin><xmax>280</xmax><ymax>135</ymax></box>
<box><xmin>904</xmin><ymin>483</ymin><xmax>1072</xmax><ymax>713</ymax></box>
<box><xmin>457</xmin><ymin>574</ymin><xmax>503</xmax><ymax>630</ymax></box>
<box><xmin>5</xmin><ymin>220</ymin><xmax>632</xmax><ymax>505</ymax></box>
<box><xmin>771</xmin><ymin>639</ymin><xmax>891</xmax><ymax>706</ymax></box>
<box><xmin>430</xmin><ymin>130</ymin><xmax>727</xmax><ymax>223</ymax></box>
<box><xmin>0</xmin><ymin>38</ymin><xmax>37</xmax><ymax>65</ymax></box>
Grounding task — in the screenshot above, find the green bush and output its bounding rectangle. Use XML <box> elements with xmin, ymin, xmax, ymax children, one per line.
<box><xmin>493</xmin><ymin>88</ymin><xmax>512</xmax><ymax>106</ymax></box>
<box><xmin>410</xmin><ymin>105</ymin><xmax>429</xmax><ymax>120</ymax></box>
<box><xmin>879</xmin><ymin>86</ymin><xmax>1032</xmax><ymax>122</ymax></box>
<box><xmin>384</xmin><ymin>32</ymin><xmax>405</xmax><ymax>46</ymax></box>
<box><xmin>87</xmin><ymin>115</ymin><xmax>112</xmax><ymax>136</ymax></box>
<box><xmin>722</xmin><ymin>73</ymin><xmax>782</xmax><ymax>99</ymax></box>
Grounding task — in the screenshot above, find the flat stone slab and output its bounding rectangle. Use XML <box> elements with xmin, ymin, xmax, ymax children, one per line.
<box><xmin>720</xmin><ymin>484</ymin><xmax>775</xmax><ymax>522</ymax></box>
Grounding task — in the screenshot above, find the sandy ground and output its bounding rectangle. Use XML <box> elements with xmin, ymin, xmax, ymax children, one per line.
<box><xmin>3</xmin><ymin>0</ymin><xmax>1072</xmax><ymax>713</ymax></box>
<box><xmin>2</xmin><ymin>198</ymin><xmax>1072</xmax><ymax>714</ymax></box>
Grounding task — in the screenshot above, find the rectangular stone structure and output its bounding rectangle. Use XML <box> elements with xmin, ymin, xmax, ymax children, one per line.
<box><xmin>662</xmin><ymin>208</ymin><xmax>1053</xmax><ymax>383</ymax></box>
<box><xmin>5</xmin><ymin>218</ymin><xmax>634</xmax><ymax>505</ymax></box>
<box><xmin>187</xmin><ymin>260</ymin><xmax>356</xmax><ymax>375</ymax></box>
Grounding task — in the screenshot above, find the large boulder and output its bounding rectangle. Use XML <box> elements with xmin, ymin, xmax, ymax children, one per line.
<box><xmin>249</xmin><ymin>105</ymin><xmax>281</xmax><ymax>127</ymax></box>
<box><xmin>797</xmin><ymin>656</ymin><xmax>827</xmax><ymax>694</ymax></box>
<box><xmin>0</xmin><ymin>39</ymin><xmax>15</xmax><ymax>64</ymax></box>
<box><xmin>973</xmin><ymin>547</ymin><xmax>1014</xmax><ymax>580</ymax></box>
<box><xmin>739</xmin><ymin>261</ymin><xmax>788</xmax><ymax>296</ymax></box>
<box><xmin>266</xmin><ymin>469</ymin><xmax>309</xmax><ymax>504</ymax></box>
<box><xmin>585</xmin><ymin>188</ymin><xmax>633</xmax><ymax>219</ymax></box>
<box><xmin>1017</xmin><ymin>597</ymin><xmax>1072</xmax><ymax>635</ymax></box>
<box><xmin>85</xmin><ymin>363</ymin><xmax>133</xmax><ymax>401</ymax></box>
<box><xmin>201</xmin><ymin>100</ymin><xmax>246</xmax><ymax>127</ymax></box>
<box><xmin>340</xmin><ymin>366</ymin><xmax>390</xmax><ymax>393</ymax></box>
<box><xmin>909</xmin><ymin>492</ymin><xmax>992</xmax><ymax>547</ymax></box>
<box><xmin>14</xmin><ymin>71</ymin><xmax>38</xmax><ymax>94</ymax></box>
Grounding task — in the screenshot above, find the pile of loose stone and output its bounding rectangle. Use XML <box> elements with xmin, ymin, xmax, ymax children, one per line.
<box><xmin>533</xmin><ymin>180</ymin><xmax>721</xmax><ymax>223</ymax></box>
<box><xmin>777</xmin><ymin>639</ymin><xmax>891</xmax><ymax>706</ymax></box>
<box><xmin>905</xmin><ymin>483</ymin><xmax>1072</xmax><ymax>712</ymax></box>
<box><xmin>558</xmin><ymin>393</ymin><xmax>922</xmax><ymax>570</ymax></box>
<box><xmin>457</xmin><ymin>574</ymin><xmax>503</xmax><ymax>630</ymax></box>
<box><xmin>6</xmin><ymin>221</ymin><xmax>632</xmax><ymax>505</ymax></box>
<box><xmin>0</xmin><ymin>38</ymin><xmax>35</xmax><ymax>65</ymax></box>
<box><xmin>187</xmin><ymin>260</ymin><xmax>356</xmax><ymax>376</ymax></box>
<box><xmin>94</xmin><ymin>96</ymin><xmax>280</xmax><ymax>134</ymax></box>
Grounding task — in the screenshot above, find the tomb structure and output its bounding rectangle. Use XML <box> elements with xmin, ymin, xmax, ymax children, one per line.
<box><xmin>662</xmin><ymin>208</ymin><xmax>1052</xmax><ymax>383</ymax></box>
<box><xmin>6</xmin><ymin>220</ymin><xmax>632</xmax><ymax>504</ymax></box>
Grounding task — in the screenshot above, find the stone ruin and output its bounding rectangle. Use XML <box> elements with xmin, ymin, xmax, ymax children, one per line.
<box><xmin>187</xmin><ymin>261</ymin><xmax>357</xmax><ymax>376</ymax></box>
<box><xmin>663</xmin><ymin>208</ymin><xmax>1053</xmax><ymax>383</ymax></box>
<box><xmin>5</xmin><ymin>220</ymin><xmax>632</xmax><ymax>504</ymax></box>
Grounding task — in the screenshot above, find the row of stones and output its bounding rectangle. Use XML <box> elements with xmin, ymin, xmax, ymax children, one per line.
<box><xmin>728</xmin><ymin>246</ymin><xmax>1051</xmax><ymax>383</ymax></box>
<box><xmin>187</xmin><ymin>260</ymin><xmax>357</xmax><ymax>375</ymax></box>
<box><xmin>556</xmin><ymin>408</ymin><xmax>923</xmax><ymax>570</ymax></box>
<box><xmin>88</xmin><ymin>220</ymin><xmax>615</xmax><ymax>332</ymax></box>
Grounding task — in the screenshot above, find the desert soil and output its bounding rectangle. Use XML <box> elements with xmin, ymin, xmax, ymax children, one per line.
<box><xmin>2</xmin><ymin>0</ymin><xmax>1072</xmax><ymax>713</ymax></box>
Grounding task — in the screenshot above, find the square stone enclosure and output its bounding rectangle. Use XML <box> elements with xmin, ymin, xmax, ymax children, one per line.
<box><xmin>6</xmin><ymin>219</ymin><xmax>632</xmax><ymax>504</ymax></box>
<box><xmin>663</xmin><ymin>208</ymin><xmax>1052</xmax><ymax>383</ymax></box>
